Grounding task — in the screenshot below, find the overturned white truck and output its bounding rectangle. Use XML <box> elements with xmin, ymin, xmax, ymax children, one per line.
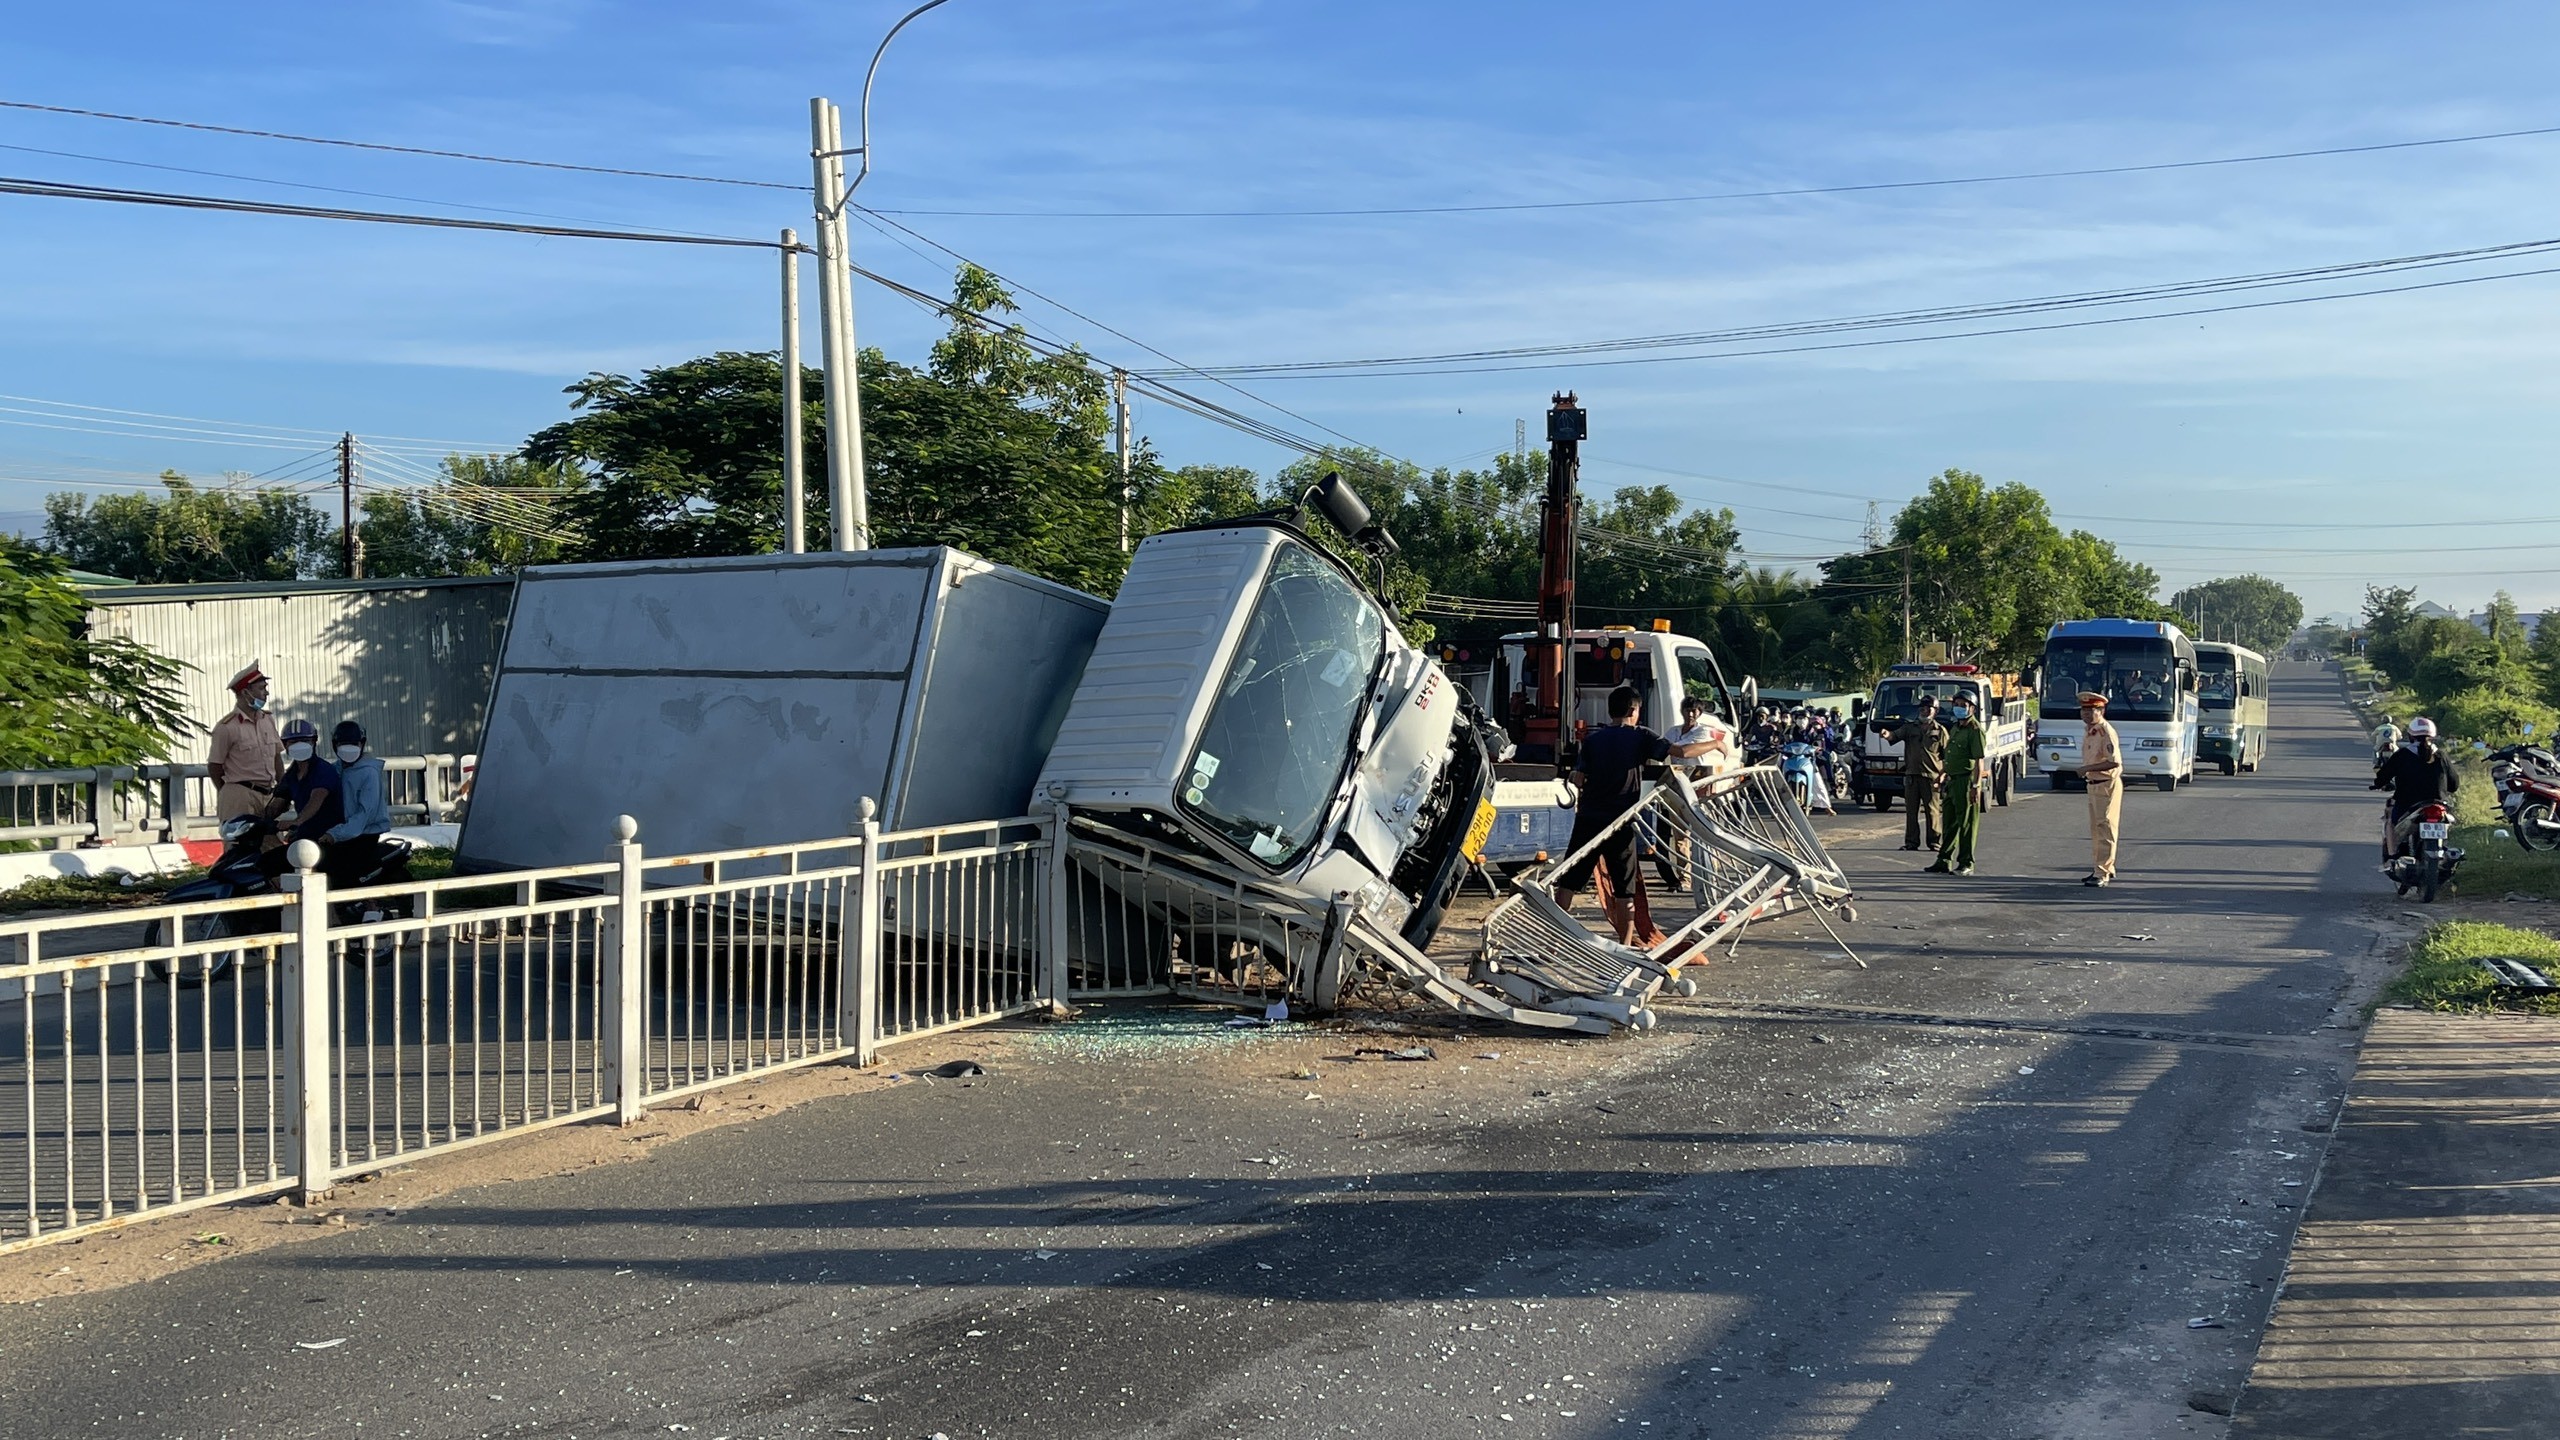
<box><xmin>1034</xmin><ymin>478</ymin><xmax>1857</xmax><ymax>1032</ymax></box>
<box><xmin>1035</xmin><ymin>486</ymin><xmax>1499</xmax><ymax>952</ymax></box>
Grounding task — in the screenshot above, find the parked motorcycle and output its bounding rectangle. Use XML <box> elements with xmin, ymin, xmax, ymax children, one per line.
<box><xmin>2383</xmin><ymin>800</ymin><xmax>2463</xmax><ymax>903</ymax></box>
<box><xmin>2488</xmin><ymin>744</ymin><xmax>2560</xmax><ymax>852</ymax></box>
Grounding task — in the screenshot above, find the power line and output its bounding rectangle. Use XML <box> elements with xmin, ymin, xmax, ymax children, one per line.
<box><xmin>866</xmin><ymin>123</ymin><xmax>2560</xmax><ymax>219</ymax></box>
<box><xmin>0</xmin><ymin>174</ymin><xmax>790</xmax><ymax>249</ymax></box>
<box><xmin>1162</xmin><ymin>236</ymin><xmax>2560</xmax><ymax>379</ymax></box>
<box><xmin>14</xmin><ymin>96</ymin><xmax>2557</xmax><ymax>225</ymax></box>
<box><xmin>0</xmin><ymin>98</ymin><xmax>799</xmax><ymax>191</ymax></box>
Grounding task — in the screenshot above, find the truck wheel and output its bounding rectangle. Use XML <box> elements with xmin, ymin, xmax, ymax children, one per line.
<box><xmin>1870</xmin><ymin>790</ymin><xmax>1893</xmax><ymax>812</ymax></box>
<box><xmin>2220</xmin><ymin>757</ymin><xmax>2237</xmax><ymax>776</ymax></box>
<box><xmin>2047</xmin><ymin>772</ymin><xmax>2066</xmax><ymax>791</ymax></box>
<box><xmin>1992</xmin><ymin>760</ymin><xmax>2012</xmax><ymax>807</ymax></box>
<box><xmin>2155</xmin><ymin>772</ymin><xmax>2176</xmax><ymax>793</ymax></box>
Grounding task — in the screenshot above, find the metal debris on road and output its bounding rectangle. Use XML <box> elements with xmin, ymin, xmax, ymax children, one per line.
<box><xmin>1355</xmin><ymin>1045</ymin><xmax>1437</xmax><ymax>1061</ymax></box>
<box><xmin>923</xmin><ymin>1060</ymin><xmax>987</xmax><ymax>1078</ymax></box>
<box><xmin>296</xmin><ymin>1338</ymin><xmax>347</xmax><ymax>1350</ymax></box>
<box><xmin>2187</xmin><ymin>1317</ymin><xmax>2225</xmax><ymax>1329</ymax></box>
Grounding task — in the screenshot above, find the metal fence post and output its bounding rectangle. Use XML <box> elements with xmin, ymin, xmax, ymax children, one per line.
<box><xmin>1042</xmin><ymin>798</ymin><xmax>1072</xmax><ymax>1011</ymax></box>
<box><xmin>600</xmin><ymin>815</ymin><xmax>646</xmax><ymax>1125</ymax></box>
<box><xmin>85</xmin><ymin>767</ymin><xmax>114</xmax><ymax>845</ymax></box>
<box><xmin>844</xmin><ymin>798</ymin><xmax>882</xmax><ymax>1066</ymax></box>
<box><xmin>282</xmin><ymin>840</ymin><xmax>334</xmax><ymax>1203</ymax></box>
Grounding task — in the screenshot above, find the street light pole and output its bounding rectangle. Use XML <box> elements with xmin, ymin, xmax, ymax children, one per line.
<box><xmin>808</xmin><ymin>0</ymin><xmax>956</xmax><ymax>553</ymax></box>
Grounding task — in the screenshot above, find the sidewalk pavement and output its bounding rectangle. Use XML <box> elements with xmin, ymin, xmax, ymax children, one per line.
<box><xmin>2234</xmin><ymin>1008</ymin><xmax>2560</xmax><ymax>1436</ymax></box>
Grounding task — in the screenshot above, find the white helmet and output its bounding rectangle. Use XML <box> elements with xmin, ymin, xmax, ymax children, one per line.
<box><xmin>2407</xmin><ymin>717</ymin><xmax>2437</xmax><ymax>739</ymax></box>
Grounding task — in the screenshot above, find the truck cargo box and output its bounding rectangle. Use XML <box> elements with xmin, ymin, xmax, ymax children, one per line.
<box><xmin>456</xmin><ymin>548</ymin><xmax>1107</xmax><ymax>871</ymax></box>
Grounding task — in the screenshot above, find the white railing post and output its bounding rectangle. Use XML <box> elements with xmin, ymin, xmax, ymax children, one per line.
<box><xmin>85</xmin><ymin>767</ymin><xmax>114</xmax><ymax>845</ymax></box>
<box><xmin>282</xmin><ymin>840</ymin><xmax>334</xmax><ymax>1203</ymax></box>
<box><xmin>1041</xmin><ymin>798</ymin><xmax>1072</xmax><ymax>1012</ymax></box>
<box><xmin>845</xmin><ymin>797</ymin><xmax>882</xmax><ymax>1066</ymax></box>
<box><xmin>426</xmin><ymin>754</ymin><xmax>454</xmax><ymax>822</ymax></box>
<box><xmin>601</xmin><ymin>815</ymin><xmax>646</xmax><ymax>1125</ymax></box>
<box><xmin>154</xmin><ymin>766</ymin><xmax>180</xmax><ymax>843</ymax></box>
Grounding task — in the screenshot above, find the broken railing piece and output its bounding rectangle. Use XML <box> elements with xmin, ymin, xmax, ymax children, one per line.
<box><xmin>1482</xmin><ymin>765</ymin><xmax>1861</xmax><ymax>1022</ymax></box>
<box><xmin>1056</xmin><ymin>819</ymin><xmax>1614</xmax><ymax>1034</ymax></box>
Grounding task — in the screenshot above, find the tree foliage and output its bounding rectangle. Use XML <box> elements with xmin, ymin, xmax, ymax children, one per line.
<box><xmin>2166</xmin><ymin>574</ymin><xmax>2305</xmax><ymax>655</ymax></box>
<box><xmin>0</xmin><ymin>539</ymin><xmax>191</xmax><ymax>769</ymax></box>
<box><xmin>41</xmin><ymin>474</ymin><xmax>336</xmax><ymax>584</ymax></box>
<box><xmin>359</xmin><ymin>454</ymin><xmax>585</xmax><ymax>578</ymax></box>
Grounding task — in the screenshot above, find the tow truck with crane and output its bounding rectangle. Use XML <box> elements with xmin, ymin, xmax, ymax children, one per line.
<box><xmin>1470</xmin><ymin>394</ymin><xmax>1757</xmax><ymax>868</ymax></box>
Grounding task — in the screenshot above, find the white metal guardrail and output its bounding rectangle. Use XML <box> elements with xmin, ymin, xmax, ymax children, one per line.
<box><xmin>2</xmin><ymin>774</ymin><xmax>1856</xmax><ymax>1254</ymax></box>
<box><xmin>0</xmin><ymin>804</ymin><xmax>1053</xmax><ymax>1253</ymax></box>
<box><xmin>1</xmin><ymin>756</ymin><xmax>471</xmax><ymax>850</ymax></box>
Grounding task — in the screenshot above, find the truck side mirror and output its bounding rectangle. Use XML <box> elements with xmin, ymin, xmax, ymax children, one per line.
<box><xmin>1850</xmin><ymin>697</ymin><xmax>1867</xmax><ymax>718</ymax></box>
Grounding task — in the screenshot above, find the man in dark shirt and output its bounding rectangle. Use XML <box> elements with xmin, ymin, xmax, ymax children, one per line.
<box><xmin>1556</xmin><ymin>685</ymin><xmax>1689</xmax><ymax>944</ymax></box>
<box><xmin>2373</xmin><ymin>716</ymin><xmax>2459</xmax><ymax>855</ymax></box>
<box><xmin>261</xmin><ymin>718</ymin><xmax>345</xmax><ymax>879</ymax></box>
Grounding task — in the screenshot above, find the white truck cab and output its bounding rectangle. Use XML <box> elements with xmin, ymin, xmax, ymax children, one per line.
<box><xmin>1853</xmin><ymin>662</ymin><xmax>2034</xmax><ymax>810</ymax></box>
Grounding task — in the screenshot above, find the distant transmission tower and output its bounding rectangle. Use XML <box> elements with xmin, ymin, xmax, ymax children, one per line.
<box><xmin>1514</xmin><ymin>417</ymin><xmax>1526</xmax><ymax>472</ymax></box>
<box><xmin>1862</xmin><ymin>500</ymin><xmax>1886</xmax><ymax>552</ymax></box>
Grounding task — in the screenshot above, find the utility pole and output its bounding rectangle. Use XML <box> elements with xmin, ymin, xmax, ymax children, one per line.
<box><xmin>781</xmin><ymin>227</ymin><xmax>806</xmax><ymax>554</ymax></box>
<box><xmin>1113</xmin><ymin>369</ymin><xmax>1131</xmax><ymax>553</ymax></box>
<box><xmin>338</xmin><ymin>432</ymin><xmax>363</xmax><ymax>579</ymax></box>
<box><xmin>807</xmin><ymin>3</ymin><xmax>957</xmax><ymax>553</ymax></box>
<box><xmin>809</xmin><ymin>99</ymin><xmax>864</xmax><ymax>551</ymax></box>
<box><xmin>1901</xmin><ymin>545</ymin><xmax>1913</xmax><ymax>662</ymax></box>
<box><xmin>1523</xmin><ymin>392</ymin><xmax>1586</xmax><ymax>765</ymax></box>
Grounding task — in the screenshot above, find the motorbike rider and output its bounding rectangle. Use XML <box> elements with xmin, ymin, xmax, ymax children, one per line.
<box><xmin>2373</xmin><ymin>717</ymin><xmax>2460</xmax><ymax>856</ymax></box>
<box><xmin>262</xmin><ymin>718</ymin><xmax>345</xmax><ymax>880</ymax></box>
<box><xmin>2373</xmin><ymin>713</ymin><xmax>2403</xmax><ymax>766</ymax></box>
<box><xmin>324</xmin><ymin>721</ymin><xmax>393</xmax><ymax>888</ymax></box>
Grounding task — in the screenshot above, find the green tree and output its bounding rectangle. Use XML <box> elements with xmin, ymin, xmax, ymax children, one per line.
<box><xmin>0</xmin><ymin>539</ymin><xmax>191</xmax><ymax>769</ymax></box>
<box><xmin>2434</xmin><ymin>685</ymin><xmax>2560</xmax><ymax>747</ymax></box>
<box><xmin>2371</xmin><ymin>613</ymin><xmax>2487</xmax><ymax>699</ymax></box>
<box><xmin>2528</xmin><ymin>611</ymin><xmax>2560</xmax><ymax>706</ymax></box>
<box><xmin>2363</xmin><ymin>585</ymin><xmax>2419</xmax><ymax>641</ymax></box>
<box><xmin>359</xmin><ymin>454</ymin><xmax>586</xmax><ymax>577</ymax></box>
<box><xmin>529</xmin><ymin>351</ymin><xmax>820</xmax><ymax>561</ymax></box>
<box><xmin>528</xmin><ymin>265</ymin><xmax>1132</xmax><ymax>593</ymax></box>
<box><xmin>2481</xmin><ymin>590</ymin><xmax>2528</xmax><ymax>658</ymax></box>
<box><xmin>2166</xmin><ymin>574</ymin><xmax>2305</xmax><ymax>654</ymax></box>
<box><xmin>41</xmin><ymin>474</ymin><xmax>336</xmax><ymax>583</ymax></box>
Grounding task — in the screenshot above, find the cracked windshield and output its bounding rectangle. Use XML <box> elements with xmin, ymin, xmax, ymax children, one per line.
<box><xmin>1180</xmin><ymin>543</ymin><xmax>1386</xmax><ymax>868</ymax></box>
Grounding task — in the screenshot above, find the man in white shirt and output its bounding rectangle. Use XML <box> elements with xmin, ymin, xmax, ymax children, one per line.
<box><xmin>1663</xmin><ymin>696</ymin><xmax>1735</xmax><ymax>889</ymax></box>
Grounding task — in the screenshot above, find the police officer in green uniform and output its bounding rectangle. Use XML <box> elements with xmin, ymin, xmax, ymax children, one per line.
<box><xmin>1924</xmin><ymin>696</ymin><xmax>1990</xmax><ymax>875</ymax></box>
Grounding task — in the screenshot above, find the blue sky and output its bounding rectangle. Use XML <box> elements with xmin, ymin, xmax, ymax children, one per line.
<box><xmin>5</xmin><ymin>1</ymin><xmax>2559</xmax><ymax>620</ymax></box>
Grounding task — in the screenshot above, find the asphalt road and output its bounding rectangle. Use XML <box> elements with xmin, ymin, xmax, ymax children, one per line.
<box><xmin>0</xmin><ymin>662</ymin><xmax>2393</xmax><ymax>1439</ymax></box>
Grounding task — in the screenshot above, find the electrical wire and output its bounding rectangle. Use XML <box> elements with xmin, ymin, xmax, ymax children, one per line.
<box><xmin>1160</xmin><ymin>237</ymin><xmax>2560</xmax><ymax>380</ymax></box>
<box><xmin>14</xmin><ymin>96</ymin><xmax>2556</xmax><ymax>223</ymax></box>
<box><xmin>862</xmin><ymin>124</ymin><xmax>2560</xmax><ymax>219</ymax></box>
<box><xmin>0</xmin><ymin>98</ymin><xmax>799</xmax><ymax>191</ymax></box>
<box><xmin>0</xmin><ymin>174</ymin><xmax>790</xmax><ymax>249</ymax></box>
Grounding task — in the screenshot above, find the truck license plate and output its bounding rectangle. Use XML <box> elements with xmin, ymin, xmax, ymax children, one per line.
<box><xmin>2419</xmin><ymin>821</ymin><xmax>2450</xmax><ymax>839</ymax></box>
<box><xmin>1460</xmin><ymin>799</ymin><xmax>1498</xmax><ymax>862</ymax></box>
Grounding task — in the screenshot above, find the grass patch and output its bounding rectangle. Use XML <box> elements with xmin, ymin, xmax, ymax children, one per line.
<box><xmin>0</xmin><ymin>869</ymin><xmax>193</xmax><ymax>915</ymax></box>
<box><xmin>2386</xmin><ymin>920</ymin><xmax>2560</xmax><ymax>1015</ymax></box>
<box><xmin>408</xmin><ymin>847</ymin><xmax>455</xmax><ymax>882</ymax></box>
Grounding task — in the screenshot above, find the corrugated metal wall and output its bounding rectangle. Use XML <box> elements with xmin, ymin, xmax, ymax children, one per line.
<box><xmin>85</xmin><ymin>578</ymin><xmax>515</xmax><ymax>758</ymax></box>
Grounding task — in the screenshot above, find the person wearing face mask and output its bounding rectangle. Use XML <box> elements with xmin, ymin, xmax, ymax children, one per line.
<box><xmin>2373</xmin><ymin>716</ymin><xmax>2460</xmax><ymax>860</ymax></box>
<box><xmin>263</xmin><ymin>718</ymin><xmax>345</xmax><ymax>879</ymax></box>
<box><xmin>323</xmin><ymin>721</ymin><xmax>391</xmax><ymax>887</ymax></box>
<box><xmin>206</xmin><ymin>660</ymin><xmax>283</xmax><ymax>823</ymax></box>
<box><xmin>1924</xmin><ymin>695</ymin><xmax>1990</xmax><ymax>875</ymax></box>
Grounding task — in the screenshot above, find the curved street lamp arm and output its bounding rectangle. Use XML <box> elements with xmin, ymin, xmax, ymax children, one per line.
<box><xmin>846</xmin><ymin>0</ymin><xmax>955</xmax><ymax>198</ymax></box>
